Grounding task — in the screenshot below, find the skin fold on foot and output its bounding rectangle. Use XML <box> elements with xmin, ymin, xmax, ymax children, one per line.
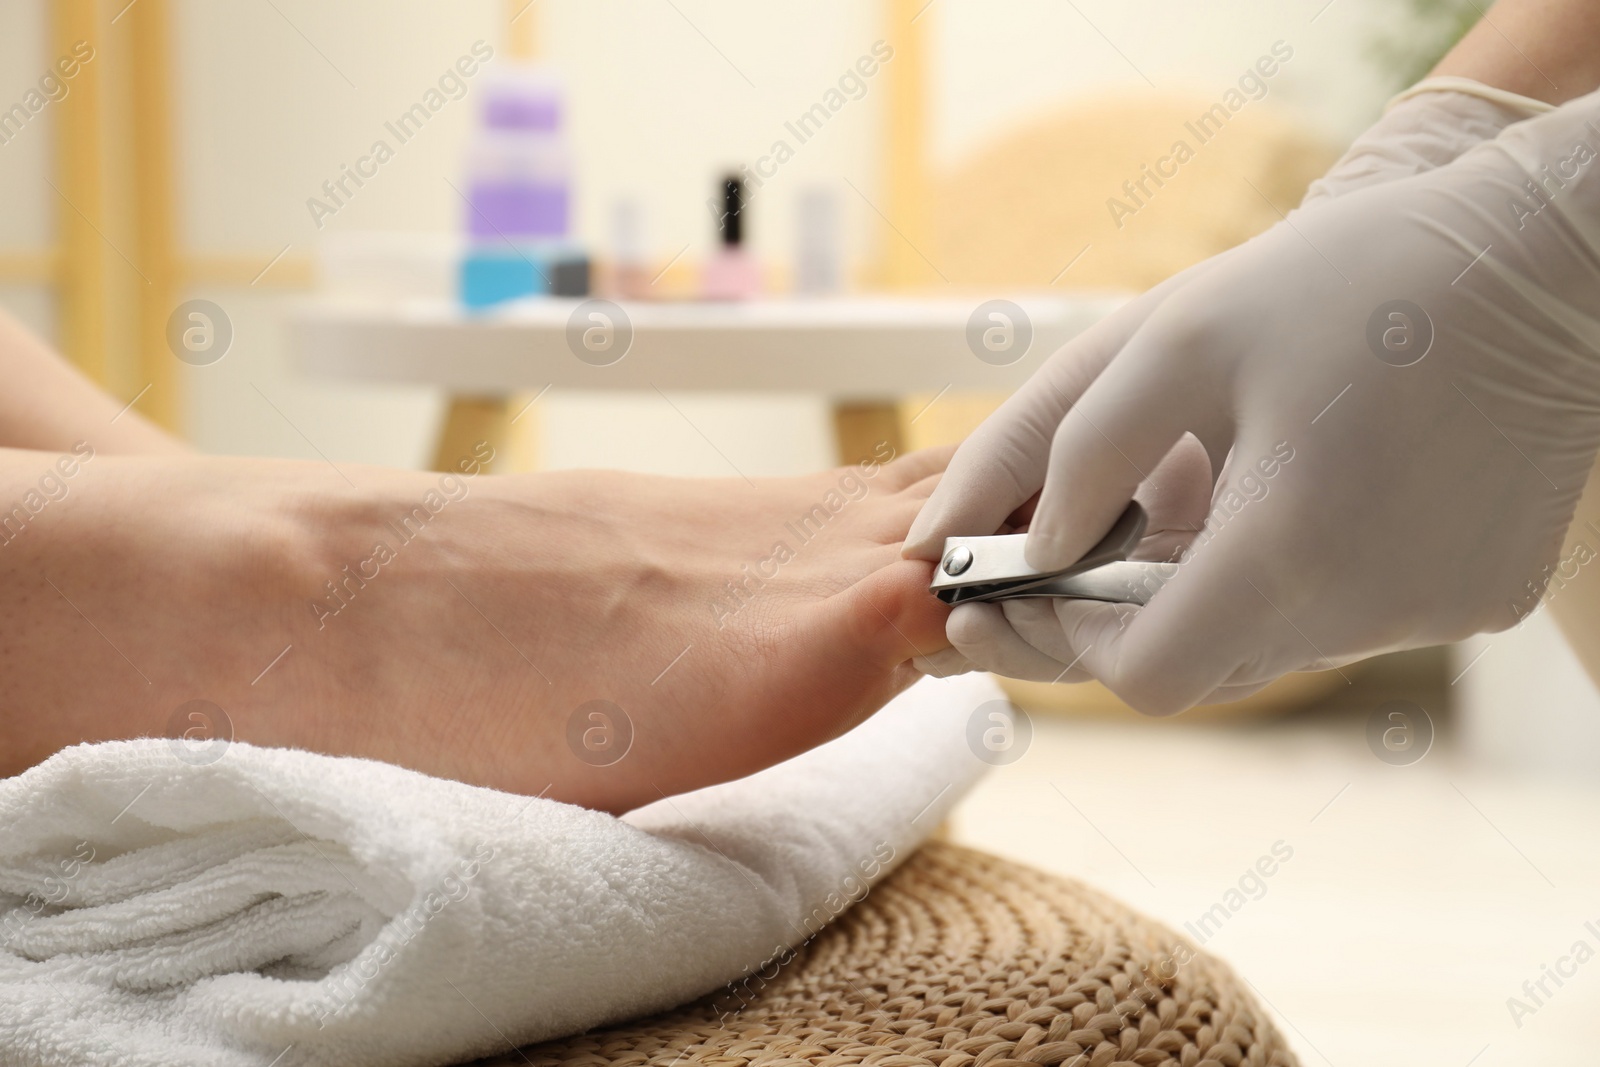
<box><xmin>0</xmin><ymin>444</ymin><xmax>954</xmax><ymax>813</ymax></box>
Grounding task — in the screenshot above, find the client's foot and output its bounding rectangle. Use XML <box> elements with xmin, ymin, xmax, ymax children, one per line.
<box><xmin>0</xmin><ymin>446</ymin><xmax>952</xmax><ymax>812</ymax></box>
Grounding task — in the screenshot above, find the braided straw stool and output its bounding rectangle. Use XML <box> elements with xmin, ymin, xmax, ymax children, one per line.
<box><xmin>473</xmin><ymin>843</ymin><xmax>1298</xmax><ymax>1067</ymax></box>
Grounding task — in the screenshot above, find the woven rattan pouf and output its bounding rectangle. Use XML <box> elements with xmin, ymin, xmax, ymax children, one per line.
<box><xmin>473</xmin><ymin>843</ymin><xmax>1298</xmax><ymax>1067</ymax></box>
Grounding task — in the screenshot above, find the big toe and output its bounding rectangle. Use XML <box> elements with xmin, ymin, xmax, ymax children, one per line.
<box><xmin>827</xmin><ymin>557</ymin><xmax>951</xmax><ymax>668</ymax></box>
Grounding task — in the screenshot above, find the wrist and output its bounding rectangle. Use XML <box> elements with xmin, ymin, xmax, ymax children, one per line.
<box><xmin>1300</xmin><ymin>78</ymin><xmax>1551</xmax><ymax>208</ymax></box>
<box><xmin>1430</xmin><ymin>2</ymin><xmax>1600</xmax><ymax>108</ymax></box>
<box><xmin>1387</xmin><ymin>76</ymin><xmax>1553</xmax><ymax>121</ymax></box>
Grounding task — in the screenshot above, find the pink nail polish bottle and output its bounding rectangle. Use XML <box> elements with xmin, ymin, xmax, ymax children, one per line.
<box><xmin>700</xmin><ymin>174</ymin><xmax>762</xmax><ymax>300</ymax></box>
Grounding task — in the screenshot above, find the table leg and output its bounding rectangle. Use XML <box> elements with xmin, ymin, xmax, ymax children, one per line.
<box><xmin>433</xmin><ymin>395</ymin><xmax>514</xmax><ymax>474</ymax></box>
<box><xmin>832</xmin><ymin>402</ymin><xmax>906</xmax><ymax>466</ymax></box>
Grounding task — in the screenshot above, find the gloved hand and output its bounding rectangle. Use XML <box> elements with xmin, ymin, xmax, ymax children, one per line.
<box><xmin>907</xmin><ymin>87</ymin><xmax>1600</xmax><ymax>711</ymax></box>
<box><xmin>905</xmin><ymin>77</ymin><xmax>1550</xmax><ymax>684</ymax></box>
<box><xmin>1297</xmin><ymin>76</ymin><xmax>1551</xmax><ymax>207</ymax></box>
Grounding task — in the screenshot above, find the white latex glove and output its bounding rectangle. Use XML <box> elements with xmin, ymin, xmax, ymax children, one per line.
<box><xmin>907</xmin><ymin>78</ymin><xmax>1555</xmax><ymax>686</ymax></box>
<box><xmin>908</xmin><ymin>79</ymin><xmax>1546</xmax><ymax>565</ymax></box>
<box><xmin>908</xmin><ymin>87</ymin><xmax>1600</xmax><ymax>711</ymax></box>
<box><xmin>1298</xmin><ymin>77</ymin><xmax>1551</xmax><ymax>207</ymax></box>
<box><xmin>907</xmin><ymin>80</ymin><xmax>1549</xmax><ymax>686</ymax></box>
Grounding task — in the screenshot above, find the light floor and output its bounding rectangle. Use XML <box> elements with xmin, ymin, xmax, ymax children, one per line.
<box><xmin>948</xmin><ymin>654</ymin><xmax>1600</xmax><ymax>1067</ymax></box>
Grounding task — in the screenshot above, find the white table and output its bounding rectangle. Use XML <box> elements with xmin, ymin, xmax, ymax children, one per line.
<box><xmin>286</xmin><ymin>294</ymin><xmax>1128</xmax><ymax>399</ymax></box>
<box><xmin>287</xmin><ymin>293</ymin><xmax>1129</xmax><ymax>469</ymax></box>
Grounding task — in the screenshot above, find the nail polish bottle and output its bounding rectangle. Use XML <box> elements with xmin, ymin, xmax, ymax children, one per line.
<box><xmin>793</xmin><ymin>186</ymin><xmax>842</xmax><ymax>295</ymax></box>
<box><xmin>700</xmin><ymin>174</ymin><xmax>762</xmax><ymax>300</ymax></box>
<box><xmin>607</xmin><ymin>197</ymin><xmax>652</xmax><ymax>300</ymax></box>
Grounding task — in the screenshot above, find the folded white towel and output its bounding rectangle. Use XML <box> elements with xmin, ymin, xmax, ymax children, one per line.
<box><xmin>0</xmin><ymin>674</ymin><xmax>1002</xmax><ymax>1067</ymax></box>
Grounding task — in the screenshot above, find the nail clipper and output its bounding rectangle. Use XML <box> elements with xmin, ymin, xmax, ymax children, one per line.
<box><xmin>929</xmin><ymin>502</ymin><xmax>1175</xmax><ymax>607</ymax></box>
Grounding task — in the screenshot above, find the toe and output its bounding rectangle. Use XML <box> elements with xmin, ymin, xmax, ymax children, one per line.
<box><xmin>858</xmin><ymin>483</ymin><xmax>944</xmax><ymax>547</ymax></box>
<box><xmin>829</xmin><ymin>557</ymin><xmax>951</xmax><ymax>667</ymax></box>
<box><xmin>874</xmin><ymin>445</ymin><xmax>957</xmax><ymax>491</ymax></box>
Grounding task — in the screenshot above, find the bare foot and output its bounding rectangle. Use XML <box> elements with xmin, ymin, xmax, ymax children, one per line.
<box><xmin>0</xmin><ymin>446</ymin><xmax>952</xmax><ymax>812</ymax></box>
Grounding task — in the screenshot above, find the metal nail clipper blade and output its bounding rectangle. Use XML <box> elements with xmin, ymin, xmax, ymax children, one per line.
<box><xmin>929</xmin><ymin>502</ymin><xmax>1176</xmax><ymax>607</ymax></box>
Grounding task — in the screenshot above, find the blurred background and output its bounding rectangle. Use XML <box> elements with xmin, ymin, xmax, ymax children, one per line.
<box><xmin>2</xmin><ymin>1</ymin><xmax>1598</xmax><ymax>1063</ymax></box>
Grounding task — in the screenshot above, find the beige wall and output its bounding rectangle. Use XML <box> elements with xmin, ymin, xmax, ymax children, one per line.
<box><xmin>933</xmin><ymin>0</ymin><xmax>1389</xmax><ymax>168</ymax></box>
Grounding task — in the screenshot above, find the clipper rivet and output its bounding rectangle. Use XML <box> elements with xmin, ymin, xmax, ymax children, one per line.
<box><xmin>943</xmin><ymin>546</ymin><xmax>974</xmax><ymax>576</ymax></box>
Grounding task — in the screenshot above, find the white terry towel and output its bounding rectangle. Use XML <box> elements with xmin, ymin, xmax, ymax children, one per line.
<box><xmin>0</xmin><ymin>673</ymin><xmax>1003</xmax><ymax>1067</ymax></box>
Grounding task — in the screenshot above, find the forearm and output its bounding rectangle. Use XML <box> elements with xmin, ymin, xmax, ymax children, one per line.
<box><xmin>1432</xmin><ymin>0</ymin><xmax>1600</xmax><ymax>104</ymax></box>
<box><xmin>0</xmin><ymin>308</ymin><xmax>188</xmax><ymax>455</ymax></box>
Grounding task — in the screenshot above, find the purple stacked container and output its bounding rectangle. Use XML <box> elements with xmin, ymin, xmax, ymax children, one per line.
<box><xmin>459</xmin><ymin>70</ymin><xmax>585</xmax><ymax>308</ymax></box>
